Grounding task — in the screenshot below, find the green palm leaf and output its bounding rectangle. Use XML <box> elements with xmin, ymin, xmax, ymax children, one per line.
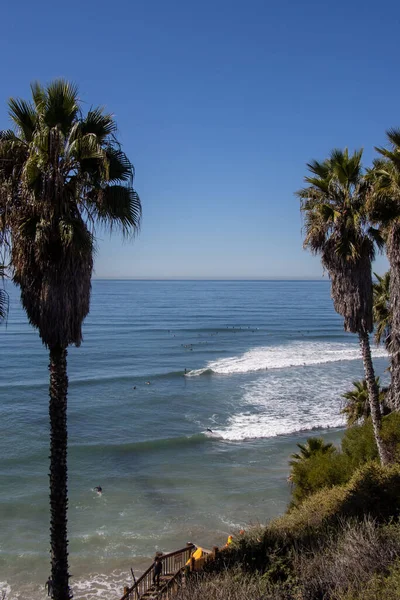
<box><xmin>8</xmin><ymin>98</ymin><xmax>36</xmax><ymax>141</ymax></box>
<box><xmin>80</xmin><ymin>107</ymin><xmax>116</xmax><ymax>139</ymax></box>
<box><xmin>94</xmin><ymin>185</ymin><xmax>141</xmax><ymax>234</ymax></box>
<box><xmin>373</xmin><ymin>271</ymin><xmax>391</xmax><ymax>347</ymax></box>
<box><xmin>43</xmin><ymin>79</ymin><xmax>79</xmax><ymax>133</ymax></box>
<box><xmin>106</xmin><ymin>147</ymin><xmax>134</xmax><ymax>183</ymax></box>
<box><xmin>289</xmin><ymin>437</ymin><xmax>334</xmax><ymax>466</ymax></box>
<box><xmin>341</xmin><ymin>378</ymin><xmax>386</xmax><ymax>426</ymax></box>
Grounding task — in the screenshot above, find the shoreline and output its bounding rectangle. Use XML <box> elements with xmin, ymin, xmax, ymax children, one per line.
<box><xmin>2</xmin><ymin>426</ymin><xmax>345</xmax><ymax>600</ymax></box>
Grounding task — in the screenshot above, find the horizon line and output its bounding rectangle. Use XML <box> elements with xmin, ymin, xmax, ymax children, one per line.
<box><xmin>92</xmin><ymin>277</ymin><xmax>328</xmax><ymax>281</ymax></box>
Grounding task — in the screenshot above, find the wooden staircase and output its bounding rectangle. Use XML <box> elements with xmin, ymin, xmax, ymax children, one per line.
<box><xmin>139</xmin><ymin>574</ymin><xmax>178</xmax><ymax>599</ymax></box>
<box><xmin>120</xmin><ymin>544</ymin><xmax>195</xmax><ymax>600</ymax></box>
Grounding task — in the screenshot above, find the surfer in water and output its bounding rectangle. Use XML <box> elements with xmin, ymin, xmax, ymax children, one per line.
<box><xmin>94</xmin><ymin>486</ymin><xmax>103</xmax><ymax>494</ymax></box>
<box><xmin>206</xmin><ymin>428</ymin><xmax>213</xmax><ymax>433</ymax></box>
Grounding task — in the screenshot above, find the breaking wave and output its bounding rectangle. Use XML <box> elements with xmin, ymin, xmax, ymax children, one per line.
<box><xmin>186</xmin><ymin>341</ymin><xmax>388</xmax><ymax>376</ymax></box>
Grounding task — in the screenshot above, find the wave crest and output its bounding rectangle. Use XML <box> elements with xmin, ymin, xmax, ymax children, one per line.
<box><xmin>186</xmin><ymin>341</ymin><xmax>388</xmax><ymax>376</ymax></box>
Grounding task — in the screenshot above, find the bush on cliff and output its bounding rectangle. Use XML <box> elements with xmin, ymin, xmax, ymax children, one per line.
<box><xmin>289</xmin><ymin>450</ymin><xmax>351</xmax><ymax>506</ymax></box>
<box><xmin>289</xmin><ymin>413</ymin><xmax>400</xmax><ymax>506</ymax></box>
<box><xmin>342</xmin><ymin>412</ymin><xmax>400</xmax><ymax>467</ymax></box>
<box><xmin>200</xmin><ymin>463</ymin><xmax>400</xmax><ymax>582</ymax></box>
<box><xmin>180</xmin><ymin>464</ymin><xmax>400</xmax><ymax>599</ymax></box>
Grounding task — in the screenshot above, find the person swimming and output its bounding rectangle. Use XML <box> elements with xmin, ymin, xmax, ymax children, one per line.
<box><xmin>94</xmin><ymin>486</ymin><xmax>102</xmax><ymax>494</ymax></box>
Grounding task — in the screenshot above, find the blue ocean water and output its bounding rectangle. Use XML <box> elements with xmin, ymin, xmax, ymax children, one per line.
<box><xmin>0</xmin><ymin>280</ymin><xmax>388</xmax><ymax>599</ymax></box>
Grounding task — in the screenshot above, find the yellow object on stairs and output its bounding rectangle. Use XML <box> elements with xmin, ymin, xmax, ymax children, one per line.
<box><xmin>185</xmin><ymin>546</ymin><xmax>203</xmax><ymax>565</ymax></box>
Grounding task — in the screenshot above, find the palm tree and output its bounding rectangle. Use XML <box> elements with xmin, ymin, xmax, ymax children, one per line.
<box><xmin>368</xmin><ymin>132</ymin><xmax>400</xmax><ymax>411</ymax></box>
<box><xmin>297</xmin><ymin>148</ymin><xmax>390</xmax><ymax>465</ymax></box>
<box><xmin>341</xmin><ymin>377</ymin><xmax>388</xmax><ymax>426</ymax></box>
<box><xmin>373</xmin><ymin>271</ymin><xmax>391</xmax><ymax>348</ymax></box>
<box><xmin>0</xmin><ymin>80</ymin><xmax>141</xmax><ymax>600</ymax></box>
<box><xmin>289</xmin><ymin>437</ymin><xmax>334</xmax><ymax>466</ymax></box>
<box><xmin>0</xmin><ymin>265</ymin><xmax>8</xmax><ymax>323</ymax></box>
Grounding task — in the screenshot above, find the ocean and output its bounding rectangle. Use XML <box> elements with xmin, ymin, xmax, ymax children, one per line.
<box><xmin>0</xmin><ymin>280</ymin><xmax>388</xmax><ymax>599</ymax></box>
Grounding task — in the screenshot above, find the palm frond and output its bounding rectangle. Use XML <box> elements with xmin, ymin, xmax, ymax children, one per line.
<box><xmin>58</xmin><ymin>216</ymin><xmax>94</xmax><ymax>256</ymax></box>
<box><xmin>0</xmin><ymin>129</ymin><xmax>18</xmax><ymax>141</ymax></box>
<box><xmin>367</xmin><ymin>227</ymin><xmax>385</xmax><ymax>251</ymax></box>
<box><xmin>106</xmin><ymin>147</ymin><xmax>134</xmax><ymax>183</ymax></box>
<box><xmin>373</xmin><ymin>271</ymin><xmax>391</xmax><ymax>347</ymax></box>
<box><xmin>386</xmin><ymin>128</ymin><xmax>400</xmax><ymax>149</ymax></box>
<box><xmin>0</xmin><ymin>131</ymin><xmax>28</xmax><ymax>181</ymax></box>
<box><xmin>93</xmin><ymin>185</ymin><xmax>141</xmax><ymax>235</ymax></box>
<box><xmin>30</xmin><ymin>81</ymin><xmax>46</xmax><ymax>111</ymax></box>
<box><xmin>68</xmin><ymin>133</ymin><xmax>107</xmax><ymax>163</ymax></box>
<box><xmin>8</xmin><ymin>98</ymin><xmax>36</xmax><ymax>141</ymax></box>
<box><xmin>80</xmin><ymin>107</ymin><xmax>116</xmax><ymax>139</ymax></box>
<box><xmin>305</xmin><ymin>159</ymin><xmax>330</xmax><ymax>179</ymax></box>
<box><xmin>341</xmin><ymin>377</ymin><xmax>386</xmax><ymax>425</ymax></box>
<box><xmin>289</xmin><ymin>437</ymin><xmax>334</xmax><ymax>465</ymax></box>
<box><xmin>43</xmin><ymin>79</ymin><xmax>79</xmax><ymax>133</ymax></box>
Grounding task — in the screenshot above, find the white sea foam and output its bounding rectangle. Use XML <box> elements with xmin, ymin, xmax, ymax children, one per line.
<box><xmin>3</xmin><ymin>571</ymin><xmax>134</xmax><ymax>600</ymax></box>
<box><xmin>187</xmin><ymin>341</ymin><xmax>388</xmax><ymax>376</ymax></box>
<box><xmin>0</xmin><ymin>583</ymin><xmax>11</xmax><ymax>598</ymax></box>
<box><xmin>213</xmin><ymin>411</ymin><xmax>344</xmax><ymax>441</ymax></box>
<box><xmin>208</xmin><ymin>362</ymin><xmax>384</xmax><ymax>441</ymax></box>
<box><xmin>71</xmin><ymin>570</ymin><xmax>127</xmax><ymax>600</ymax></box>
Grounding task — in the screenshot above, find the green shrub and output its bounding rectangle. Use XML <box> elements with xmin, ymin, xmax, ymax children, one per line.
<box><xmin>289</xmin><ymin>414</ymin><xmax>400</xmax><ymax>508</ymax></box>
<box><xmin>277</xmin><ymin>463</ymin><xmax>400</xmax><ymax>534</ymax></box>
<box><xmin>341</xmin><ymin>419</ymin><xmax>378</xmax><ymax>467</ymax></box>
<box><xmin>381</xmin><ymin>412</ymin><xmax>400</xmax><ymax>461</ymax></box>
<box><xmin>290</xmin><ymin>450</ymin><xmax>351</xmax><ymax>506</ymax></box>
<box><xmin>342</xmin><ymin>413</ymin><xmax>400</xmax><ymax>469</ymax></box>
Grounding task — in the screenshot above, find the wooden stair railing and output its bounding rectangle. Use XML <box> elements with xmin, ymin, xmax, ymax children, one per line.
<box><xmin>120</xmin><ymin>543</ymin><xmax>195</xmax><ymax>600</ymax></box>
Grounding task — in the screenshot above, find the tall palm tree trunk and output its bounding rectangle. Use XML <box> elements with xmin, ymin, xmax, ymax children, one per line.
<box><xmin>49</xmin><ymin>346</ymin><xmax>71</xmax><ymax>600</ymax></box>
<box><xmin>387</xmin><ymin>223</ymin><xmax>400</xmax><ymax>411</ymax></box>
<box><xmin>359</xmin><ymin>330</ymin><xmax>390</xmax><ymax>465</ymax></box>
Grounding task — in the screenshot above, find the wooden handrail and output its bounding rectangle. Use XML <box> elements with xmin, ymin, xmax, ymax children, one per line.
<box><xmin>119</xmin><ymin>544</ymin><xmax>195</xmax><ymax>600</ymax></box>
<box><xmin>156</xmin><ymin>565</ymin><xmax>183</xmax><ymax>599</ymax></box>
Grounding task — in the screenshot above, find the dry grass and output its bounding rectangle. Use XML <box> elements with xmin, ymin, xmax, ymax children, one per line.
<box><xmin>175</xmin><ymin>519</ymin><xmax>400</xmax><ymax>600</ymax></box>
<box><xmin>183</xmin><ymin>464</ymin><xmax>400</xmax><ymax>600</ymax></box>
<box><xmin>174</xmin><ymin>569</ymin><xmax>294</xmax><ymax>600</ymax></box>
<box><xmin>294</xmin><ymin>517</ymin><xmax>400</xmax><ymax>599</ymax></box>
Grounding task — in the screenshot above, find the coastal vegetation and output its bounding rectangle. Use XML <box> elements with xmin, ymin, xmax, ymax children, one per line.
<box><xmin>367</xmin><ymin>132</ymin><xmax>400</xmax><ymax>411</ymax></box>
<box><xmin>341</xmin><ymin>377</ymin><xmax>387</xmax><ymax>426</ymax></box>
<box><xmin>297</xmin><ymin>148</ymin><xmax>389</xmax><ymax>464</ymax></box>
<box><xmin>0</xmin><ymin>80</ymin><xmax>141</xmax><ymax>600</ymax></box>
<box><xmin>175</xmin><ymin>463</ymin><xmax>400</xmax><ymax>599</ymax></box>
<box><xmin>372</xmin><ymin>271</ymin><xmax>391</xmax><ymax>347</ymax></box>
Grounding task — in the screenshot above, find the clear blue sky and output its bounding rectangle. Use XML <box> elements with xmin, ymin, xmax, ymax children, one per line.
<box><xmin>1</xmin><ymin>0</ymin><xmax>397</xmax><ymax>278</ymax></box>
